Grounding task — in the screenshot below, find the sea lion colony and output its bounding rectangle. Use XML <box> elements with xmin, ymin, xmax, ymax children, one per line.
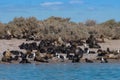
<box><xmin>1</xmin><ymin>35</ymin><xmax>120</xmax><ymax>64</ymax></box>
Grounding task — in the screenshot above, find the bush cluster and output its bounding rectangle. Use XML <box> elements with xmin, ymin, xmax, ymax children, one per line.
<box><xmin>0</xmin><ymin>16</ymin><xmax>120</xmax><ymax>40</ymax></box>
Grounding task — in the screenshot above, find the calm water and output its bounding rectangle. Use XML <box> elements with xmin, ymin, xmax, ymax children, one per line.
<box><xmin>0</xmin><ymin>63</ymin><xmax>120</xmax><ymax>80</ymax></box>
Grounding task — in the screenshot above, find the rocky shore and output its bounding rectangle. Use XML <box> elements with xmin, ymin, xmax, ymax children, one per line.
<box><xmin>0</xmin><ymin>36</ymin><xmax>120</xmax><ymax>64</ymax></box>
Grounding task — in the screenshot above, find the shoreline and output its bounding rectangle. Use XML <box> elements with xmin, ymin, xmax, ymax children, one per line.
<box><xmin>1</xmin><ymin>59</ymin><xmax>120</xmax><ymax>64</ymax></box>
<box><xmin>0</xmin><ymin>39</ymin><xmax>120</xmax><ymax>64</ymax></box>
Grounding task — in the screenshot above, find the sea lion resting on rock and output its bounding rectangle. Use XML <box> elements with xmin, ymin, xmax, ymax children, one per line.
<box><xmin>34</xmin><ymin>51</ymin><xmax>48</xmax><ymax>63</ymax></box>
<box><xmin>86</xmin><ymin>35</ymin><xmax>101</xmax><ymax>48</ymax></box>
<box><xmin>2</xmin><ymin>49</ymin><xmax>12</xmax><ymax>62</ymax></box>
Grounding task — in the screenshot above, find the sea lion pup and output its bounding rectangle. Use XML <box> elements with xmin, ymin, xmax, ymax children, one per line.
<box><xmin>26</xmin><ymin>50</ymin><xmax>36</xmax><ymax>62</ymax></box>
<box><xmin>60</xmin><ymin>55</ymin><xmax>64</xmax><ymax>62</ymax></box>
<box><xmin>19</xmin><ymin>50</ymin><xmax>31</xmax><ymax>63</ymax></box>
<box><xmin>2</xmin><ymin>49</ymin><xmax>12</xmax><ymax>62</ymax></box>
<box><xmin>85</xmin><ymin>58</ymin><xmax>93</xmax><ymax>63</ymax></box>
<box><xmin>57</xmin><ymin>37</ymin><xmax>64</xmax><ymax>46</ymax></box>
<box><xmin>101</xmin><ymin>57</ymin><xmax>108</xmax><ymax>63</ymax></box>
<box><xmin>100</xmin><ymin>35</ymin><xmax>105</xmax><ymax>43</ymax></box>
<box><xmin>34</xmin><ymin>51</ymin><xmax>48</xmax><ymax>63</ymax></box>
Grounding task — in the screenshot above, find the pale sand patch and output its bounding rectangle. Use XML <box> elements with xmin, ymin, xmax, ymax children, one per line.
<box><xmin>99</xmin><ymin>40</ymin><xmax>120</xmax><ymax>51</ymax></box>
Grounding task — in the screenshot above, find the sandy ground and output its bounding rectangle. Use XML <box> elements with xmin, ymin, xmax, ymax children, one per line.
<box><xmin>0</xmin><ymin>39</ymin><xmax>40</xmax><ymax>59</ymax></box>
<box><xmin>0</xmin><ymin>39</ymin><xmax>120</xmax><ymax>61</ymax></box>
<box><xmin>100</xmin><ymin>39</ymin><xmax>120</xmax><ymax>50</ymax></box>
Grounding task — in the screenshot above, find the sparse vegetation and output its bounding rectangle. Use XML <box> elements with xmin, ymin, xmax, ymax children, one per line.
<box><xmin>0</xmin><ymin>16</ymin><xmax>120</xmax><ymax>40</ymax></box>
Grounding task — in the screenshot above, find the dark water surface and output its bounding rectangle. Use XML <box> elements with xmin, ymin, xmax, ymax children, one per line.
<box><xmin>0</xmin><ymin>63</ymin><xmax>120</xmax><ymax>80</ymax></box>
